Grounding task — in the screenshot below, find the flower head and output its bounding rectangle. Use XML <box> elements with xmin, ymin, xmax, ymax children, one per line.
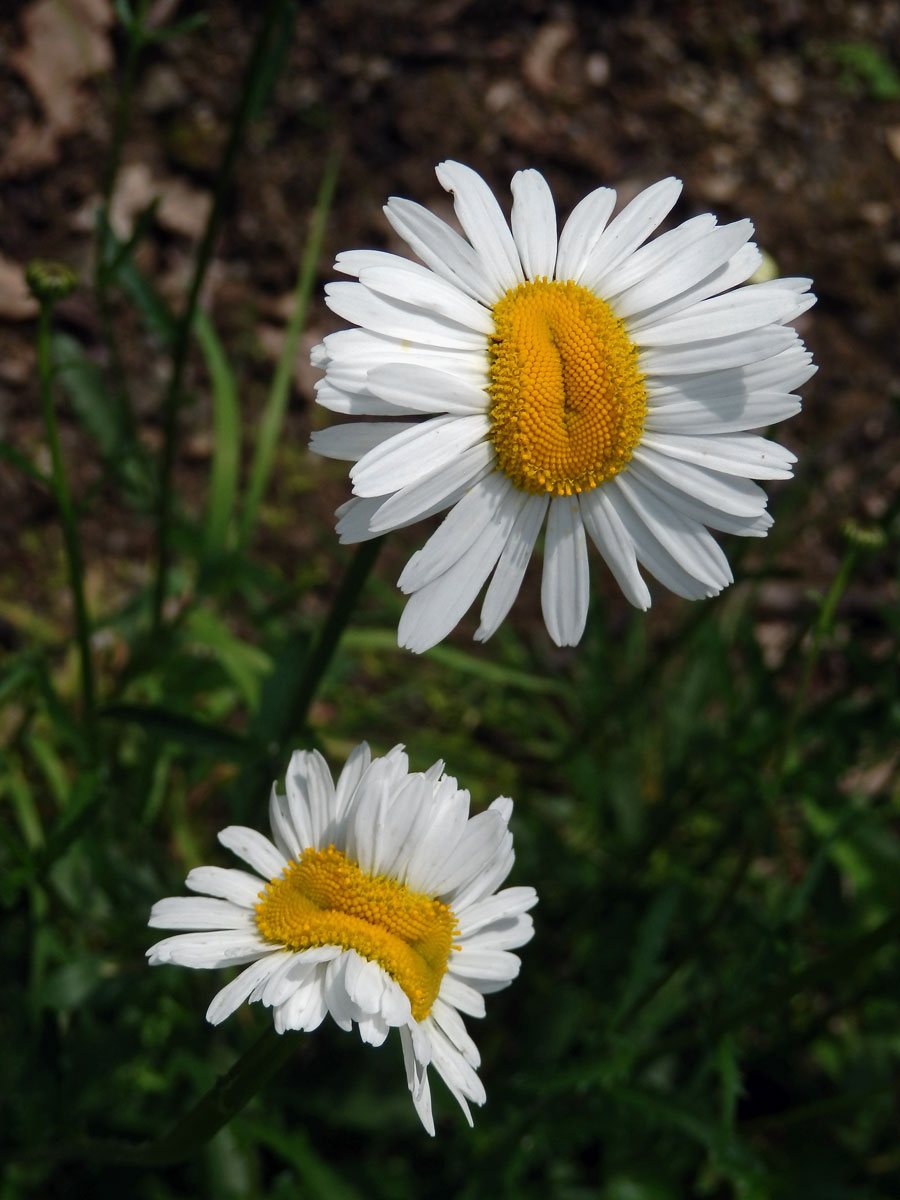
<box><xmin>310</xmin><ymin>162</ymin><xmax>816</xmax><ymax>651</ymax></box>
<box><xmin>147</xmin><ymin>743</ymin><xmax>537</xmax><ymax>1134</ymax></box>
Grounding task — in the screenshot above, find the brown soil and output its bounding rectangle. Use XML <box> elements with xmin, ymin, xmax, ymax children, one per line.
<box><xmin>1</xmin><ymin>0</ymin><xmax>899</xmax><ymax>635</ymax></box>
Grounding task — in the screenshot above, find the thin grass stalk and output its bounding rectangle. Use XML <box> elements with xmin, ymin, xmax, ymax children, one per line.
<box><xmin>151</xmin><ymin>0</ymin><xmax>295</xmax><ymax>632</ymax></box>
<box><xmin>35</xmin><ymin>301</ymin><xmax>97</xmax><ymax>758</ymax></box>
<box><xmin>237</xmin><ymin>145</ymin><xmax>342</xmax><ymax>551</ymax></box>
<box><xmin>94</xmin><ymin>0</ymin><xmax>151</xmax><ymax>440</ymax></box>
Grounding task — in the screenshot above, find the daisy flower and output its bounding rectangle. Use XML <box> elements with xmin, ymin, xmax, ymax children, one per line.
<box><xmin>309</xmin><ymin>161</ymin><xmax>816</xmax><ymax>651</ymax></box>
<box><xmin>147</xmin><ymin>743</ymin><xmax>537</xmax><ymax>1135</ymax></box>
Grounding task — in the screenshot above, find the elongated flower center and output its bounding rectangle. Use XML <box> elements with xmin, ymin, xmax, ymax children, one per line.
<box><xmin>488</xmin><ymin>279</ymin><xmax>648</xmax><ymax>496</ymax></box>
<box><xmin>255</xmin><ymin>846</ymin><xmax>457</xmax><ymax>1021</ymax></box>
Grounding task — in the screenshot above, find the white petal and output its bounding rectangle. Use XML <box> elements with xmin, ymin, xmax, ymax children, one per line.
<box><xmin>640</xmin><ymin>325</ymin><xmax>798</xmax><ymax>376</ymax></box>
<box><xmin>400</xmin><ymin>785</ymin><xmax>471</xmax><ymax>894</ymax></box>
<box><xmin>608</xmin><ymin>476</ymin><xmax>731</xmax><ymax>599</ymax></box>
<box><xmin>429</xmin><ymin>808</ymin><xmax>509</xmax><ymax>897</ymax></box>
<box><xmin>398</xmin><ymin>472</ymin><xmax>512</xmax><ymax>592</ymax></box>
<box><xmin>350</xmin><ymin>414</ymin><xmax>490</xmax><ymax>498</ymax></box>
<box><xmin>555</xmin><ymin>186</ymin><xmax>617</xmax><ymax>281</ymax></box>
<box><xmin>591</xmin><ymin>212</ymin><xmax>717</xmax><ymax>298</ymax></box>
<box><xmin>324</xmin><ymin>955</ymin><xmax>354</xmax><ymax>1031</ymax></box>
<box><xmin>369</xmin><ymin>441</ymin><xmax>494</xmax><ymax>533</ymax></box>
<box><xmin>146</xmin><ymin>930</ymin><xmax>269</xmax><ymax>969</ymax></box>
<box><xmin>398</xmin><ymin>507</ymin><xmax>520</xmax><ymax>653</ymax></box>
<box><xmin>449</xmin><ymin>946</ymin><xmax>522</xmax><ymax>984</ymax></box>
<box><xmin>463</xmin><ymin>913</ymin><xmax>535</xmax><ymax>951</ymax></box>
<box><xmin>627</xmin><ymin>242</ymin><xmax>762</xmax><ymax>330</ymax></box>
<box><xmin>259</xmin><ymin>951</ymin><xmax>313</xmax><ymax>1008</ymax></box>
<box><xmin>640</xmin><ymin>431</ymin><xmax>795</xmax><ymax>480</ymax></box>
<box><xmin>384</xmin><ymin>195</ymin><xmax>497</xmax><ymax>305</ymax></box>
<box><xmin>325</xmin><ymin>281</ymin><xmax>486</xmax><ymax>350</ymax></box>
<box><xmin>309</xmin><ymin>421</ymin><xmax>418</xmax><ymax>461</ymax></box>
<box><xmin>578</xmin><ymin>177</ymin><xmax>683</xmax><ymax>287</ymax></box>
<box><xmin>358</xmin><ymin>264</ymin><xmax>495</xmax><ymax>334</ymax></box>
<box><xmin>335</xmin><ymin>495</ymin><xmax>392</xmax><ymax>544</ymax></box>
<box><xmin>318</xmin><ymin>326</ymin><xmax>489</xmax><ymax>392</ymax></box>
<box><xmin>283</xmin><ymin>752</ymin><xmax>315</xmax><ymax>848</ymax></box>
<box><xmin>647</xmin><ymin>344</ymin><xmax>816</xmax><ymax>403</ymax></box>
<box><xmin>628</xmin><ymin>460</ymin><xmax>773</xmax><ymax>538</ymax></box>
<box><xmin>344</xmin><ymin>952</ymin><xmax>388</xmax><ymax>1016</ymax></box>
<box><xmin>578</xmin><ymin>487</ymin><xmax>651</xmax><ymax>610</ymax></box>
<box><xmin>335</xmin><ymin>248</ymin><xmax>439</xmax><ymax>280</ymax></box>
<box><xmin>217</xmin><ymin>827</ymin><xmax>286</xmax><ymax>880</ymax></box>
<box><xmin>400</xmin><ymin>1025</ymin><xmax>435</xmax><ymax>1135</ymax></box>
<box><xmin>268</xmin><ymin>784</ymin><xmax>300</xmax><ymax>862</ymax></box>
<box><xmin>148</xmin><ymin>897</ymin><xmax>255</xmax><ymax>931</ymax></box>
<box><xmin>357</xmin><ymin>1012</ymin><xmax>391</xmax><ymax>1046</ymax></box>
<box><xmin>431</xmin><ymin>998</ymin><xmax>481</xmax><ymax>1067</ymax></box>
<box><xmin>541</xmin><ymin>496</ymin><xmax>590</xmax><ymax>647</ymax></box>
<box><xmin>206</xmin><ymin>954</ymin><xmax>284</xmax><ymax>1025</ymax></box>
<box><xmin>366</xmin><ymin>363</ymin><xmax>490</xmax><ymax>416</ymax></box>
<box><xmin>275</xmin><ymin>973</ymin><xmax>329</xmax><ymax>1033</ymax></box>
<box><xmin>435</xmin><ymin>160</ymin><xmax>523</xmax><ymax>294</ymax></box>
<box><xmin>332</xmin><ymin>741</ymin><xmax>372</xmax><ymax>830</ymax></box>
<box><xmin>510</xmin><ymin>168</ymin><xmax>557</xmax><ymax>281</ymax></box>
<box><xmin>632</xmin><ymin>444</ymin><xmax>768</xmax><ymax>516</ymax></box>
<box><xmin>185</xmin><ymin>866</ymin><xmax>266</xmax><ymax>909</ymax></box>
<box><xmin>631</xmin><ymin>287</ymin><xmax>804</xmax><ymax>347</ymax></box>
<box><xmin>438</xmin><ymin>974</ymin><xmax>487</xmax><ymax>1019</ymax></box>
<box><xmin>645</xmin><ymin>390</ymin><xmax>802</xmax><ymax>436</ymax></box>
<box><xmin>314</xmin><ymin>378</ymin><xmax>409</xmax><ymax>417</ymax></box>
<box><xmin>457</xmin><ymin>887</ymin><xmax>539</xmax><ymax>937</ymax></box>
<box><xmin>475</xmin><ymin>492</ymin><xmax>548</xmax><ymax>642</ymax></box>
<box><xmin>612</xmin><ymin>220</ymin><xmax>753</xmax><ymax>318</ymax></box>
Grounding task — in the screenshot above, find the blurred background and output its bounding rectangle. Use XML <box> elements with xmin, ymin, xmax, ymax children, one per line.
<box><xmin>1</xmin><ymin>1</ymin><xmax>900</xmax><ymax>1197</ymax></box>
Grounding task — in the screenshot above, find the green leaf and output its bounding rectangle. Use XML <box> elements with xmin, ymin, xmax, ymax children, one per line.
<box><xmin>0</xmin><ymin>441</ymin><xmax>50</xmax><ymax>487</ymax></box>
<box><xmin>194</xmin><ymin>310</ymin><xmax>241</xmax><ymax>562</ymax></box>
<box><xmin>238</xmin><ymin>147</ymin><xmax>341</xmax><ymax>549</ymax></box>
<box><xmin>831</xmin><ymin>41</ymin><xmax>900</xmax><ymax>100</ymax></box>
<box><xmin>342</xmin><ymin>628</ymin><xmax>571</xmax><ymax>697</ymax></box>
<box><xmin>50</xmin><ymin>332</ymin><xmax>151</xmax><ymax>501</ymax></box>
<box><xmin>100</xmin><ymin>702</ymin><xmax>255</xmax><ymax>758</ymax></box>
<box><xmin>610</xmin><ymin>885</ymin><xmax>682</xmax><ymax>1025</ymax></box>
<box><xmin>182</xmin><ymin>608</ymin><xmax>273</xmax><ymax>709</ymax></box>
<box><xmin>240</xmin><ymin>1118</ymin><xmax>364</xmax><ymax>1200</ymax></box>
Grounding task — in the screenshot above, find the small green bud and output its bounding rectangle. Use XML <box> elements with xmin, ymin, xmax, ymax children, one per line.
<box><xmin>841</xmin><ymin>517</ymin><xmax>887</xmax><ymax>551</ymax></box>
<box><xmin>25</xmin><ymin>259</ymin><xmax>78</xmax><ymax>304</ymax></box>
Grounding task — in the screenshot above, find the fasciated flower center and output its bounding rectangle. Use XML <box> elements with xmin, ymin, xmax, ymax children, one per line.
<box><xmin>254</xmin><ymin>846</ymin><xmax>457</xmax><ymax>1022</ymax></box>
<box><xmin>488</xmin><ymin>278</ymin><xmax>648</xmax><ymax>496</ymax></box>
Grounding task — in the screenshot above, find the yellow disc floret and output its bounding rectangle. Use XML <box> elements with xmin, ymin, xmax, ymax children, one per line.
<box><xmin>488</xmin><ymin>278</ymin><xmax>648</xmax><ymax>496</ymax></box>
<box><xmin>255</xmin><ymin>846</ymin><xmax>457</xmax><ymax>1022</ymax></box>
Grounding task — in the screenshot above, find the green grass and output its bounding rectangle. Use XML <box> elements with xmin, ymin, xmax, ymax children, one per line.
<box><xmin>2</xmin><ymin>5</ymin><xmax>900</xmax><ymax>1198</ymax></box>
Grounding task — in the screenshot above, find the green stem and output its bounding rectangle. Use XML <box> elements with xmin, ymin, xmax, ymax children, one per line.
<box><xmin>21</xmin><ymin>1027</ymin><xmax>299</xmax><ymax>1167</ymax></box>
<box><xmin>285</xmin><ymin>538</ymin><xmax>384</xmax><ymax>742</ymax></box>
<box><xmin>777</xmin><ymin>546</ymin><xmax>858</xmax><ymax>782</ymax></box>
<box><xmin>151</xmin><ymin>0</ymin><xmax>294</xmax><ymax>632</ymax></box>
<box><xmin>37</xmin><ymin>305</ymin><xmax>98</xmax><ymax>757</ymax></box>
<box><xmin>94</xmin><ymin>0</ymin><xmax>151</xmax><ymax>438</ymax></box>
<box><xmin>238</xmin><ymin>146</ymin><xmax>342</xmax><ymax>551</ymax></box>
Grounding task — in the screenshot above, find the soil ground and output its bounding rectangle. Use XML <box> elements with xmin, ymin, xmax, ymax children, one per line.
<box><xmin>1</xmin><ymin>0</ymin><xmax>899</xmax><ymax>639</ymax></box>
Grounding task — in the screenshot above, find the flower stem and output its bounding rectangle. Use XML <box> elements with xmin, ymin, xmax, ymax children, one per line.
<box><xmin>151</xmin><ymin>0</ymin><xmax>295</xmax><ymax>633</ymax></box>
<box><xmin>21</xmin><ymin>1027</ymin><xmax>300</xmax><ymax>1167</ymax></box>
<box><xmin>94</xmin><ymin>0</ymin><xmax>151</xmax><ymax>437</ymax></box>
<box><xmin>286</xmin><ymin>537</ymin><xmax>385</xmax><ymax>741</ymax></box>
<box><xmin>35</xmin><ymin>300</ymin><xmax>98</xmax><ymax>758</ymax></box>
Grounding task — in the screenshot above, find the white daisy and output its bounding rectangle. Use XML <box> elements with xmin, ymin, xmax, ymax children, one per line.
<box><xmin>147</xmin><ymin>743</ymin><xmax>537</xmax><ymax>1135</ymax></box>
<box><xmin>309</xmin><ymin>161</ymin><xmax>816</xmax><ymax>652</ymax></box>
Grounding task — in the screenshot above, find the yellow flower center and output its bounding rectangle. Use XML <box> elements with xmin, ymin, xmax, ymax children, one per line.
<box><xmin>488</xmin><ymin>279</ymin><xmax>648</xmax><ymax>496</ymax></box>
<box><xmin>254</xmin><ymin>846</ymin><xmax>457</xmax><ymax>1022</ymax></box>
